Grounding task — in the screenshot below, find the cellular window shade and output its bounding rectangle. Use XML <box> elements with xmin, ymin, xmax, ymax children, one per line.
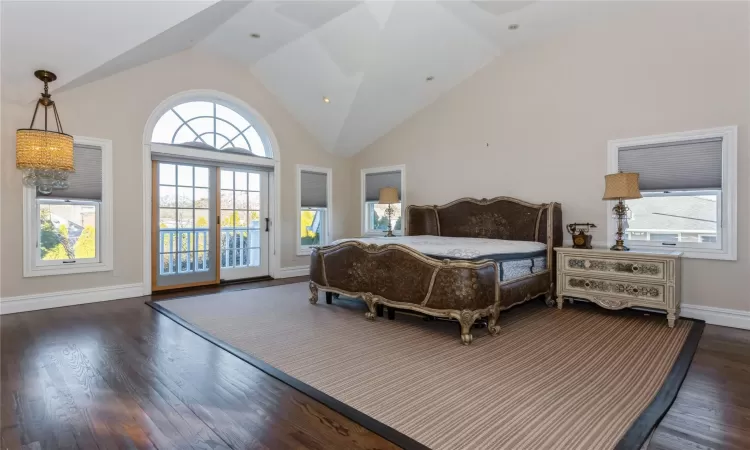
<box><xmin>365</xmin><ymin>171</ymin><xmax>401</xmax><ymax>202</ymax></box>
<box><xmin>618</xmin><ymin>137</ymin><xmax>723</xmax><ymax>191</ymax></box>
<box><xmin>300</xmin><ymin>171</ymin><xmax>327</xmax><ymax>208</ymax></box>
<box><xmin>39</xmin><ymin>144</ymin><xmax>103</xmax><ymax>200</ymax></box>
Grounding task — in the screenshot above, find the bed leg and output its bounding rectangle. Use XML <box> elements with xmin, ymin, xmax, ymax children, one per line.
<box><xmin>376</xmin><ymin>304</ymin><xmax>384</xmax><ymax>317</ymax></box>
<box><xmin>325</xmin><ymin>292</ymin><xmax>333</xmax><ymax>304</ymax></box>
<box><xmin>488</xmin><ymin>305</ymin><xmax>501</xmax><ymax>336</ymax></box>
<box><xmin>309</xmin><ymin>282</ymin><xmax>319</xmax><ymax>305</ymax></box>
<box><xmin>387</xmin><ymin>307</ymin><xmax>396</xmax><ymax>320</ymax></box>
<box><xmin>362</xmin><ymin>294</ymin><xmax>377</xmax><ymax>321</ymax></box>
<box><xmin>544</xmin><ymin>291</ymin><xmax>555</xmax><ymax>308</ymax></box>
<box><xmin>458</xmin><ymin>310</ymin><xmax>477</xmax><ymax>345</ymax></box>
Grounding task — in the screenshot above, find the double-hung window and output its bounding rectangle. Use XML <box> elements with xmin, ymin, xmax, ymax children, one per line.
<box><xmin>608</xmin><ymin>126</ymin><xmax>736</xmax><ymax>260</ymax></box>
<box><xmin>24</xmin><ymin>138</ymin><xmax>113</xmax><ymax>276</ymax></box>
<box><xmin>362</xmin><ymin>166</ymin><xmax>405</xmax><ymax>236</ymax></box>
<box><xmin>297</xmin><ymin>166</ymin><xmax>331</xmax><ymax>255</ymax></box>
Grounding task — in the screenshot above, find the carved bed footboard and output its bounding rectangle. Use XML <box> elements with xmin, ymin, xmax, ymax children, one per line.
<box><xmin>309</xmin><ymin>241</ymin><xmax>501</xmax><ymax>345</ymax></box>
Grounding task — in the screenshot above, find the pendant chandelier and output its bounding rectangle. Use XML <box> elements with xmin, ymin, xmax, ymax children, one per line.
<box><xmin>16</xmin><ymin>70</ymin><xmax>74</xmax><ymax>194</ymax></box>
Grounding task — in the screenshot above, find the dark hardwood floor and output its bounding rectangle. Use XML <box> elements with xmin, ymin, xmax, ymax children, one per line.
<box><xmin>2</xmin><ymin>278</ymin><xmax>749</xmax><ymax>450</ymax></box>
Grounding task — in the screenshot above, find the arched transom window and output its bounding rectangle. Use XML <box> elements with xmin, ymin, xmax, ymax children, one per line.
<box><xmin>151</xmin><ymin>100</ymin><xmax>269</xmax><ymax>157</ymax></box>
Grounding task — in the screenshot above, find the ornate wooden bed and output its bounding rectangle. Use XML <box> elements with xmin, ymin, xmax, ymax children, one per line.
<box><xmin>308</xmin><ymin>197</ymin><xmax>563</xmax><ymax>344</ymax></box>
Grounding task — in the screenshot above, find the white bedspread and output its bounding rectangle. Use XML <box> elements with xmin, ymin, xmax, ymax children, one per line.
<box><xmin>332</xmin><ymin>235</ymin><xmax>547</xmax><ymax>259</ymax></box>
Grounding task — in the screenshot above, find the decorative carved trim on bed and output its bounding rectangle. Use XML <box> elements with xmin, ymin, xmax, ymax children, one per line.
<box><xmin>406</xmin><ymin>196</ymin><xmax>563</xmax><ymax>301</ymax></box>
<box><xmin>309</xmin><ymin>240</ymin><xmax>501</xmax><ymax>344</ymax></box>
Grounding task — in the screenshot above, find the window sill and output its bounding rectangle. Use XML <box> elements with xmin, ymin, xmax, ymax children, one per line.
<box><xmin>624</xmin><ymin>245</ymin><xmax>736</xmax><ymax>261</ymax></box>
<box><xmin>24</xmin><ymin>262</ymin><xmax>113</xmax><ymax>278</ymax></box>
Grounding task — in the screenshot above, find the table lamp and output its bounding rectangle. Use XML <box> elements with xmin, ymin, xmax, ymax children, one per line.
<box><xmin>378</xmin><ymin>187</ymin><xmax>399</xmax><ymax>237</ymax></box>
<box><xmin>602</xmin><ymin>172</ymin><xmax>642</xmax><ymax>251</ymax></box>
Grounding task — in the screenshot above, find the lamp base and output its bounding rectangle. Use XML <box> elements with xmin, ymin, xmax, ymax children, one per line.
<box><xmin>610</xmin><ymin>240</ymin><xmax>629</xmax><ymax>251</ymax></box>
<box><xmin>384</xmin><ymin>230</ymin><xmax>394</xmax><ymax>237</ymax></box>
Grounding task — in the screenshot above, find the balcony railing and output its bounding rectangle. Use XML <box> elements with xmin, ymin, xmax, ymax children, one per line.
<box><xmin>159</xmin><ymin>227</ymin><xmax>261</xmax><ymax>275</ymax></box>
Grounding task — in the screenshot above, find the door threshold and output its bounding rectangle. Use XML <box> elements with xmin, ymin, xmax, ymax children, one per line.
<box><xmin>220</xmin><ymin>275</ymin><xmax>273</xmax><ymax>286</ymax></box>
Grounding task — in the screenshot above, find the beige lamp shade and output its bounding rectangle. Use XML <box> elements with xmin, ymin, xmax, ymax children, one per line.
<box><xmin>378</xmin><ymin>186</ymin><xmax>399</xmax><ymax>204</ymax></box>
<box><xmin>602</xmin><ymin>172</ymin><xmax>642</xmax><ymax>200</ymax></box>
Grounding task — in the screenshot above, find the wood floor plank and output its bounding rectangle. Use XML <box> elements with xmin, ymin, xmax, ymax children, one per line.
<box><xmin>2</xmin><ymin>278</ymin><xmax>748</xmax><ymax>450</ymax></box>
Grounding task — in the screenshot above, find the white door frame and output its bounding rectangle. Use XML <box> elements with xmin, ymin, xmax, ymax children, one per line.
<box><xmin>141</xmin><ymin>90</ymin><xmax>282</xmax><ymax>295</ymax></box>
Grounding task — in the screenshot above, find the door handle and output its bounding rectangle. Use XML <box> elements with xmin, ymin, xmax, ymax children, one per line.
<box><xmin>265</xmin><ymin>218</ymin><xmax>270</xmax><ymax>232</ymax></box>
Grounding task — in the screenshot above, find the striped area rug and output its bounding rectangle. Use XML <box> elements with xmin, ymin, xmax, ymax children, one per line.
<box><xmin>151</xmin><ymin>282</ymin><xmax>702</xmax><ymax>450</ymax></box>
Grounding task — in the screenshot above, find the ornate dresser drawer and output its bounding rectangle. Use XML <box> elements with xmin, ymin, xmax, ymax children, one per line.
<box><xmin>563</xmin><ymin>255</ymin><xmax>666</xmax><ymax>281</ymax></box>
<box><xmin>555</xmin><ymin>247</ymin><xmax>682</xmax><ymax>327</ymax></box>
<box><xmin>563</xmin><ymin>274</ymin><xmax>664</xmax><ymax>305</ymax></box>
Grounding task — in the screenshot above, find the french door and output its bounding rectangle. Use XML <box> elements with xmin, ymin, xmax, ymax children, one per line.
<box><xmin>152</xmin><ymin>161</ymin><xmax>270</xmax><ymax>291</ymax></box>
<box><xmin>218</xmin><ymin>168</ymin><xmax>269</xmax><ymax>280</ymax></box>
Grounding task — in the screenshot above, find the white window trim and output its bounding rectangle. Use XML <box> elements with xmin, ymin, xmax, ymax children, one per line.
<box><xmin>296</xmin><ymin>165</ymin><xmax>332</xmax><ymax>256</ymax></box>
<box><xmin>23</xmin><ymin>136</ymin><xmax>114</xmax><ymax>277</ymax></box>
<box><xmin>360</xmin><ymin>165</ymin><xmax>406</xmax><ymax>237</ymax></box>
<box><xmin>606</xmin><ymin>126</ymin><xmax>737</xmax><ymax>260</ymax></box>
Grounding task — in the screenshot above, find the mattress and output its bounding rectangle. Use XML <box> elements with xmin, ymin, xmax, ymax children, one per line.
<box><xmin>332</xmin><ymin>236</ymin><xmax>548</xmax><ymax>282</ymax></box>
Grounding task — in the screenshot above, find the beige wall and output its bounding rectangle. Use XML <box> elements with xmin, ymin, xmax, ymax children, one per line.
<box><xmin>351</xmin><ymin>1</ymin><xmax>750</xmax><ymax>312</ymax></box>
<box><xmin>1</xmin><ymin>50</ymin><xmax>352</xmax><ymax>298</ymax></box>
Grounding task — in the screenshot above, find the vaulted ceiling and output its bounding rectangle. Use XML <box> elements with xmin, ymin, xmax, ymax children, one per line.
<box><xmin>1</xmin><ymin>0</ymin><xmax>622</xmax><ymax>155</ymax></box>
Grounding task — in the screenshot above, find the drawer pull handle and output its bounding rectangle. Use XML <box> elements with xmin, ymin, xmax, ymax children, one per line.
<box><xmin>632</xmin><ymin>265</ymin><xmax>640</xmax><ymax>272</ymax></box>
<box><xmin>583</xmin><ymin>281</ymin><xmax>591</xmax><ymax>288</ymax></box>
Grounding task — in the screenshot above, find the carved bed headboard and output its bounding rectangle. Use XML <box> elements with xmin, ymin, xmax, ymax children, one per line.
<box><xmin>406</xmin><ymin>197</ymin><xmax>563</xmax><ymax>288</ymax></box>
<box><xmin>406</xmin><ymin>197</ymin><xmax>562</xmax><ymax>246</ymax></box>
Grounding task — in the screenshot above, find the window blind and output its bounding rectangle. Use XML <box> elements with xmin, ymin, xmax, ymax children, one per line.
<box><xmin>300</xmin><ymin>171</ymin><xmax>328</xmax><ymax>208</ymax></box>
<box><xmin>39</xmin><ymin>144</ymin><xmax>102</xmax><ymax>200</ymax></box>
<box><xmin>365</xmin><ymin>171</ymin><xmax>401</xmax><ymax>202</ymax></box>
<box><xmin>618</xmin><ymin>137</ymin><xmax>722</xmax><ymax>191</ymax></box>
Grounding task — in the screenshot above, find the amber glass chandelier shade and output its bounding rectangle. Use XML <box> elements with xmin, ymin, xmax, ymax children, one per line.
<box><xmin>16</xmin><ymin>129</ymin><xmax>74</xmax><ymax>171</ymax></box>
<box><xmin>16</xmin><ymin>70</ymin><xmax>75</xmax><ymax>194</ymax></box>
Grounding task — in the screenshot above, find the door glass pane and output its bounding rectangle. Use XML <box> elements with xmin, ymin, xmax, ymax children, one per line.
<box><xmin>235</xmin><ymin>191</ymin><xmax>248</xmax><ymax>210</ymax></box>
<box><xmin>160</xmin><ymin>186</ymin><xmax>176</xmax><ymax>207</ymax></box>
<box><xmin>221</xmin><ymin>210</ymin><xmax>236</xmax><ymax>227</ymax></box>
<box><xmin>220</xmin><ymin>170</ymin><xmax>234</xmax><ymax>189</ymax></box>
<box><xmin>248</xmin><ymin>173</ymin><xmax>260</xmax><ymax>191</ymax></box>
<box><xmin>220</xmin><ymin>190</ymin><xmax>234</xmax><ymax>209</ymax></box>
<box><xmin>160</xmin><ymin>164</ymin><xmax>176</xmax><ymax>185</ymax></box>
<box><xmin>159</xmin><ymin>208</ymin><xmax>176</xmax><ymax>228</ymax></box>
<box><xmin>248</xmin><ymin>192</ymin><xmax>260</xmax><ymax>210</ymax></box>
<box><xmin>177</xmin><ymin>165</ymin><xmax>193</xmax><ymax>186</ymax></box>
<box><xmin>195</xmin><ymin>209</ymin><xmax>210</xmax><ymax>229</ymax></box>
<box><xmin>194</xmin><ymin>167</ymin><xmax>209</xmax><ymax>187</ymax></box>
<box><xmin>177</xmin><ymin>187</ymin><xmax>193</xmax><ymax>208</ymax></box>
<box><xmin>194</xmin><ymin>188</ymin><xmax>210</xmax><ymax>208</ymax></box>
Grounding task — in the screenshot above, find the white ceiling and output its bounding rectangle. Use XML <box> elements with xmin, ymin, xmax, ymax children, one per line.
<box><xmin>1</xmin><ymin>0</ymin><xmax>624</xmax><ymax>156</ymax></box>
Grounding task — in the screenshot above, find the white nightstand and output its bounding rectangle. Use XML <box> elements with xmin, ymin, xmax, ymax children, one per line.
<box><xmin>554</xmin><ymin>247</ymin><xmax>682</xmax><ymax>327</ymax></box>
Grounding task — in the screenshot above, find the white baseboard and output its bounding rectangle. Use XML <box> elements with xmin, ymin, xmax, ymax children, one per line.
<box><xmin>0</xmin><ymin>283</ymin><xmax>144</xmax><ymax>315</ymax></box>
<box><xmin>681</xmin><ymin>304</ymin><xmax>750</xmax><ymax>330</ymax></box>
<box><xmin>275</xmin><ymin>265</ymin><xmax>310</xmax><ymax>279</ymax></box>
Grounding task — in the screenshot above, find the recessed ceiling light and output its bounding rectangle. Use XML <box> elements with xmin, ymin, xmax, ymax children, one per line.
<box><xmin>323</xmin><ymin>97</ymin><xmax>330</xmax><ymax>103</ymax></box>
<box><xmin>426</xmin><ymin>76</ymin><xmax>434</xmax><ymax>82</ymax></box>
<box><xmin>508</xmin><ymin>24</ymin><xmax>519</xmax><ymax>31</ymax></box>
<box><xmin>250</xmin><ymin>33</ymin><xmax>261</xmax><ymax>39</ymax></box>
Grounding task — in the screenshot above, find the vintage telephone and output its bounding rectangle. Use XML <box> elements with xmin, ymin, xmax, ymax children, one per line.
<box><xmin>567</xmin><ymin>223</ymin><xmax>597</xmax><ymax>249</ymax></box>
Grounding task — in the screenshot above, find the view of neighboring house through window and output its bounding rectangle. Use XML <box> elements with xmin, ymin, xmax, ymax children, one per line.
<box><xmin>625</xmin><ymin>191</ymin><xmax>719</xmax><ymax>244</ymax></box>
<box><xmin>363</xmin><ymin>168</ymin><xmax>403</xmax><ymax>235</ymax></box>
<box><xmin>36</xmin><ymin>144</ymin><xmax>102</xmax><ymax>265</ymax></box>
<box><xmin>298</xmin><ymin>167</ymin><xmax>330</xmax><ymax>253</ymax></box>
<box><xmin>612</xmin><ymin>127</ymin><xmax>736</xmax><ymax>259</ymax></box>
